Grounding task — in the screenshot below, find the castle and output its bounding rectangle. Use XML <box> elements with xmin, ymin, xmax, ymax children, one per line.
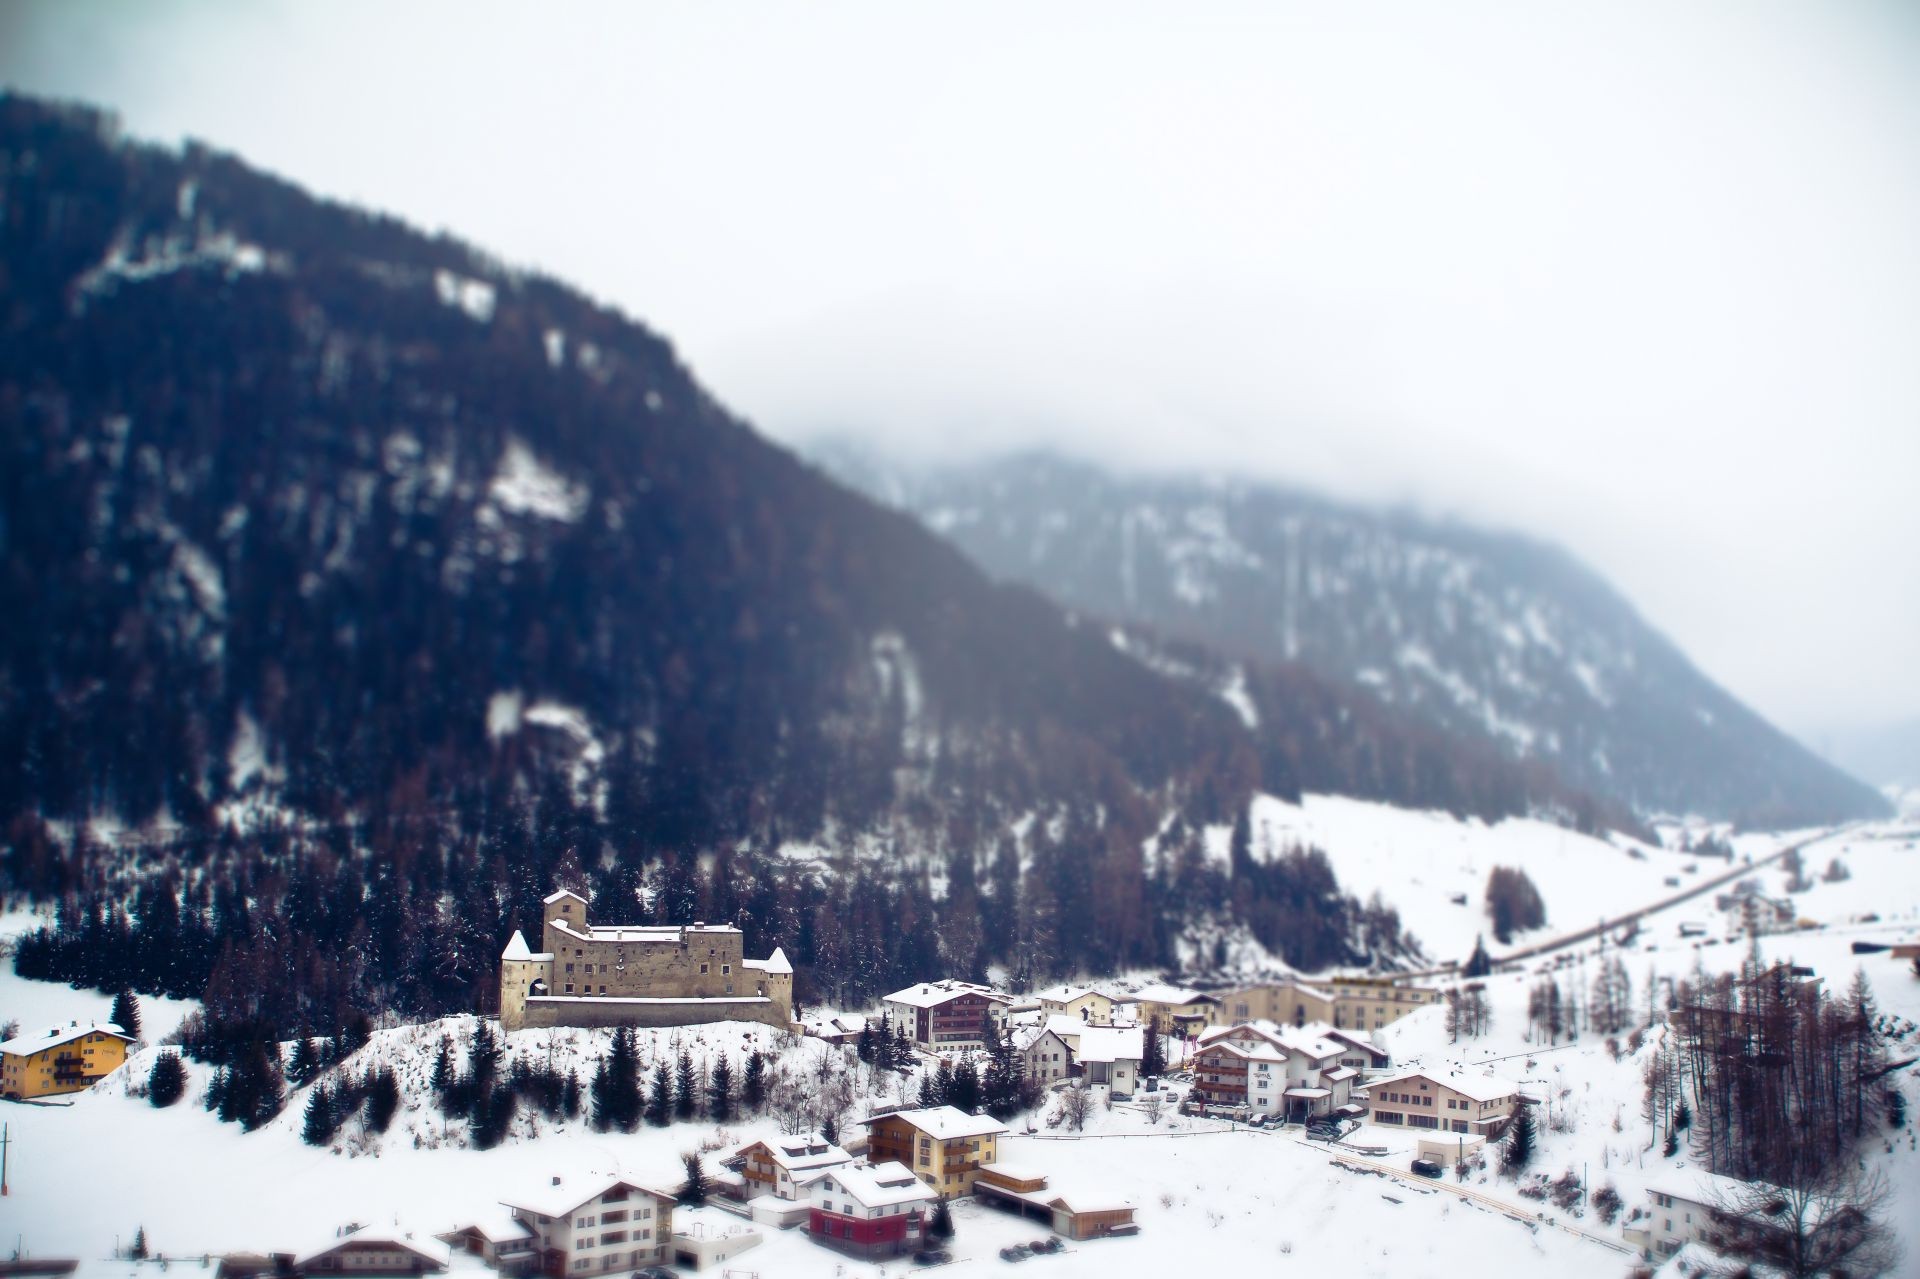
<box><xmin>499</xmin><ymin>889</ymin><xmax>793</xmax><ymax>1033</ymax></box>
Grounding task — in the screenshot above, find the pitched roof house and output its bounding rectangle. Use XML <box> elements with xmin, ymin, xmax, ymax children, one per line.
<box><xmin>859</xmin><ymin>1105</ymin><xmax>1009</xmax><ymax>1198</ymax></box>
<box><xmin>725</xmin><ymin>1132</ymin><xmax>854</xmax><ymax>1201</ymax></box>
<box><xmin>0</xmin><ymin>1021</ymin><xmax>134</xmax><ymax>1100</ymax></box>
<box><xmin>806</xmin><ymin>1161</ymin><xmax>937</xmax><ymax>1259</ymax></box>
<box><xmin>500</xmin><ymin>1174</ymin><xmax>676</xmax><ymax>1275</ymax></box>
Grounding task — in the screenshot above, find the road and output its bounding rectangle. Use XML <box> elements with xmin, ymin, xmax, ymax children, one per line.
<box><xmin>1485</xmin><ymin>824</ymin><xmax>1852</xmax><ymax>968</ymax></box>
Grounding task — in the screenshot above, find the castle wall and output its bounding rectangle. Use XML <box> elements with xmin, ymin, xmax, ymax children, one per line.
<box><xmin>517</xmin><ymin>995</ymin><xmax>789</xmax><ymax>1032</ymax></box>
<box><xmin>542</xmin><ymin>925</ymin><xmax>747</xmax><ymax>1000</ymax></box>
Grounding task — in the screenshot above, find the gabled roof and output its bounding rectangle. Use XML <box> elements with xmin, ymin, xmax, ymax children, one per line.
<box><xmin>1035</xmin><ymin>983</ymin><xmax>1102</xmax><ymax>1004</ymax></box>
<box><xmin>501</xmin><ymin>930</ymin><xmax>548</xmax><ymax>962</ymax></box>
<box><xmin>0</xmin><ymin>1021</ymin><xmax>132</xmax><ymax>1057</ymax></box>
<box><xmin>1073</xmin><ymin>1027</ymin><xmax>1144</xmax><ymax>1064</ymax></box>
<box><xmin>1127</xmin><ymin>982</ymin><xmax>1215</xmax><ymax>1006</ymax></box>
<box><xmin>812</xmin><ymin>1161</ymin><xmax>937</xmax><ymax>1209</ymax></box>
<box><xmin>1371</xmin><ymin>1069</ymin><xmax>1519</xmax><ymax>1104</ymax></box>
<box><xmin>294</xmin><ymin>1226</ymin><xmax>449</xmax><ymax>1271</ymax></box>
<box><xmin>882</xmin><ymin>980</ymin><xmax>1013</xmax><ymax>1009</ymax></box>
<box><xmin>503</xmin><ymin>1174</ymin><xmax>675</xmax><ymax>1219</ymax></box>
<box><xmin>738</xmin><ymin>1133</ymin><xmax>853</xmax><ymax>1175</ymax></box>
<box><xmin>542</xmin><ymin>888</ymin><xmax>588</xmax><ymax>907</ymax></box>
<box><xmin>861</xmin><ymin>1105</ymin><xmax>1008</xmax><ymax>1140</ymax></box>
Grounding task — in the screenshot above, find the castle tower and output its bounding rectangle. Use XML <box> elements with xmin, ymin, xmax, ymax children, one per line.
<box><xmin>498</xmin><ymin>930</ymin><xmax>550</xmax><ymax>1033</ymax></box>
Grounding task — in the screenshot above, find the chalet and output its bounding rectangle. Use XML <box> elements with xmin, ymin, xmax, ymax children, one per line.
<box><xmin>1628</xmin><ymin>1171</ymin><xmax>1749</xmax><ymax>1260</ymax></box>
<box><xmin>292</xmin><ymin>1227</ymin><xmax>449</xmax><ymax>1277</ymax></box>
<box><xmin>1190</xmin><ymin>1021</ymin><xmax>1362</xmax><ymax>1122</ymax></box>
<box><xmin>1034</xmin><ymin>984</ymin><xmax>1114</xmax><ymax>1026</ymax></box>
<box><xmin>0</xmin><ymin>1021</ymin><xmax>133</xmax><ymax>1100</ymax></box>
<box><xmin>806</xmin><ymin>1161</ymin><xmax>936</xmax><ymax>1259</ymax></box>
<box><xmin>859</xmin><ymin>1105</ymin><xmax>1009</xmax><ymax>1198</ymax></box>
<box><xmin>438</xmin><ymin>1211</ymin><xmax>539</xmax><ymax>1276</ymax></box>
<box><xmin>499</xmin><ymin>1174</ymin><xmax>675</xmax><ymax>1275</ymax></box>
<box><xmin>1367</xmin><ymin>1069</ymin><xmax>1519</xmax><ymax>1138</ymax></box>
<box><xmin>725</xmin><ymin>1132</ymin><xmax>853</xmax><ymax>1201</ymax></box>
<box><xmin>973</xmin><ymin>1165</ymin><xmax>1138</xmax><ymax>1241</ymax></box>
<box><xmin>1121</xmin><ymin>983</ymin><xmax>1219</xmax><ymax>1039</ymax></box>
<box><xmin>880</xmin><ymin>980</ymin><xmax>1014</xmax><ymax>1052</ymax></box>
<box><xmin>1014</xmin><ymin>1021</ymin><xmax>1078</xmax><ymax>1086</ymax></box>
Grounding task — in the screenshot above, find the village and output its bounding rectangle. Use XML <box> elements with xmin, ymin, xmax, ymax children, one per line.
<box><xmin>3</xmin><ymin>819</ymin><xmax>1919</xmax><ymax>1279</ymax></box>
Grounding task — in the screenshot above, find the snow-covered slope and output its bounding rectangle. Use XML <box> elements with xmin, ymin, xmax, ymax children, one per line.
<box><xmin>817</xmin><ymin>448</ymin><xmax>1888</xmax><ymax>828</ymax></box>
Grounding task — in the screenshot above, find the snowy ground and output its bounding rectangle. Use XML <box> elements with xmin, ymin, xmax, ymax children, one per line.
<box><xmin>1240</xmin><ymin>792</ymin><xmax>1809</xmax><ymax>964</ymax></box>
<box><xmin>3</xmin><ymin>820</ymin><xmax>1916</xmax><ymax>1276</ymax></box>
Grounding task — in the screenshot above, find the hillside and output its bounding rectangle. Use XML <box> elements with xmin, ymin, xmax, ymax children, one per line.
<box><xmin>0</xmin><ymin>94</ymin><xmax>1640</xmax><ymax>1029</ymax></box>
<box><xmin>815</xmin><ymin>448</ymin><xmax>1888</xmax><ymax>828</ymax></box>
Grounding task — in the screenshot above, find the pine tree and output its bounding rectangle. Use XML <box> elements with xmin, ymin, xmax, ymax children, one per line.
<box><xmin>1501</xmin><ymin>1105</ymin><xmax>1537</xmax><ymax>1176</ymax></box>
<box><xmin>111</xmin><ymin>989</ymin><xmax>142</xmax><ymax>1040</ymax></box>
<box><xmin>147</xmin><ymin>1049</ymin><xmax>186</xmax><ymax>1108</ymax></box>
<box><xmin>949</xmin><ymin>1058</ymin><xmax>981</xmax><ymax>1113</ymax></box>
<box><xmin>468</xmin><ymin>1019</ymin><xmax>503</xmax><ymax>1089</ymax></box>
<box><xmin>288</xmin><ymin>1036</ymin><xmax>322</xmax><ymax>1086</ymax></box>
<box><xmin>1141</xmin><ymin>1016</ymin><xmax>1166</xmax><ymax>1079</ymax></box>
<box><xmin>562</xmin><ymin>1069</ymin><xmax>582</xmax><ymax>1120</ymax></box>
<box><xmin>674</xmin><ymin>1048</ymin><xmax>697</xmax><ymax>1121</ymax></box>
<box><xmin>302</xmin><ymin>1082</ymin><xmax>338</xmax><ymax>1145</ymax></box>
<box><xmin>204</xmin><ymin>1065</ymin><xmax>227</xmax><ymax>1114</ymax></box>
<box><xmin>743</xmin><ymin>1052</ymin><xmax>766</xmax><ymax>1113</ymax></box>
<box><xmin>365</xmin><ymin>1066</ymin><xmax>400</xmax><ymax>1133</ymax></box>
<box><xmin>933</xmin><ymin>1057</ymin><xmax>954</xmax><ymax>1106</ymax></box>
<box><xmin>929</xmin><ymin>1199</ymin><xmax>954</xmax><ymax>1241</ymax></box>
<box><xmin>430</xmin><ymin>1036</ymin><xmax>453</xmax><ymax>1095</ymax></box>
<box><xmin>130</xmin><ymin>1227</ymin><xmax>148</xmax><ymax>1260</ymax></box>
<box><xmin>856</xmin><ymin>1022</ymin><xmax>875</xmax><ymax>1063</ymax></box>
<box><xmin>647</xmin><ymin>1060</ymin><xmax>672</xmax><ymax>1127</ymax></box>
<box><xmin>1463</xmin><ymin>935</ymin><xmax>1493</xmax><ymax>978</ymax></box>
<box><xmin>891</xmin><ymin>1023</ymin><xmax>913</xmax><ymax>1071</ymax></box>
<box><xmin>821</xmin><ymin>1112</ymin><xmax>839</xmax><ymax>1144</ymax></box>
<box><xmin>708</xmin><ymin>1053</ymin><xmax>734</xmax><ymax>1123</ymax></box>
<box><xmin>917</xmin><ymin>1071</ymin><xmax>937</xmax><ymax>1107</ymax></box>
<box><xmin>679</xmin><ymin>1152</ymin><xmax>710</xmax><ymax>1205</ymax></box>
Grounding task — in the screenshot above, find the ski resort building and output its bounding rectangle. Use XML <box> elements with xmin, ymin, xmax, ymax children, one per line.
<box><xmin>0</xmin><ymin>1020</ymin><xmax>133</xmax><ymax>1100</ymax></box>
<box><xmin>1366</xmin><ymin>1069</ymin><xmax>1520</xmax><ymax>1137</ymax></box>
<box><xmin>880</xmin><ymin>980</ymin><xmax>1014</xmax><ymax>1052</ymax></box>
<box><xmin>498</xmin><ymin>890</ymin><xmax>792</xmax><ymax>1034</ymax></box>
<box><xmin>1189</xmin><ymin>1021</ymin><xmax>1366</xmax><ymax>1121</ymax></box>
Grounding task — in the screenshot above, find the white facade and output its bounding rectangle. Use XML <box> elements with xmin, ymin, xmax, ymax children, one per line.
<box><xmin>503</xmin><ymin>1177</ymin><xmax>673</xmax><ymax>1274</ymax></box>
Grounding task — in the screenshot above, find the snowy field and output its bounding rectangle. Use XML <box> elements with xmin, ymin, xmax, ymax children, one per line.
<box><xmin>1</xmin><ymin>819</ymin><xmax>1916</xmax><ymax>1276</ymax></box>
<box><xmin>1243</xmin><ymin>792</ymin><xmax>1817</xmax><ymax>963</ymax></box>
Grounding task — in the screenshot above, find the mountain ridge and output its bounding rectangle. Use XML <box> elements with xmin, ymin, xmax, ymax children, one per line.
<box><xmin>812</xmin><ymin>444</ymin><xmax>1887</xmax><ymax>829</ymax></box>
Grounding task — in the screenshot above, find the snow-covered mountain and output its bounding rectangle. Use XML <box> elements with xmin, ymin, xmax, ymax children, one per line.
<box><xmin>814</xmin><ymin>449</ymin><xmax>1886</xmax><ymax>828</ymax></box>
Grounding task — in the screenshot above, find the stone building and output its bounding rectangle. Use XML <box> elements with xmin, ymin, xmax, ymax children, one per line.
<box><xmin>499</xmin><ymin>889</ymin><xmax>793</xmax><ymax>1033</ymax></box>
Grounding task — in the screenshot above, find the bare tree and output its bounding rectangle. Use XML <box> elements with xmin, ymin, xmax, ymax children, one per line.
<box><xmin>1709</xmin><ymin>1165</ymin><xmax>1900</xmax><ymax>1279</ymax></box>
<box><xmin>1059</xmin><ymin>1081</ymin><xmax>1093</xmax><ymax>1132</ymax></box>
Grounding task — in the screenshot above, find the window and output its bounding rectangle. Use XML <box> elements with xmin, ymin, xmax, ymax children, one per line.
<box><xmin>700</xmin><ymin>963</ymin><xmax>709</xmax><ymax>974</ymax></box>
<box><xmin>565</xmin><ymin>963</ymin><xmax>575</xmax><ymax>974</ymax></box>
<box><xmin>600</xmin><ymin>1232</ymin><xmax>627</xmax><ymax>1245</ymax></box>
<box><xmin>565</xmin><ymin>984</ymin><xmax>574</xmax><ymax>994</ymax></box>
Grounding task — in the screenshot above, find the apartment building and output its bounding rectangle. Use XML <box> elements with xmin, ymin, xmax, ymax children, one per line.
<box><xmin>859</xmin><ymin>1105</ymin><xmax>1009</xmax><ymax>1198</ymax></box>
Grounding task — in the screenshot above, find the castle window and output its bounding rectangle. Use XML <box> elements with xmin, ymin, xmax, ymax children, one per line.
<box><xmin>722</xmin><ymin>965</ymin><xmax>731</xmax><ymax>975</ymax></box>
<box><xmin>565</xmin><ymin>984</ymin><xmax>574</xmax><ymax>993</ymax></box>
<box><xmin>700</xmin><ymin>963</ymin><xmax>709</xmax><ymax>974</ymax></box>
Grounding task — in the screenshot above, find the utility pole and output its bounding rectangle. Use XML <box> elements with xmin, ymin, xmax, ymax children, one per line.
<box><xmin>2</xmin><ymin>1121</ymin><xmax>10</xmax><ymax>1195</ymax></box>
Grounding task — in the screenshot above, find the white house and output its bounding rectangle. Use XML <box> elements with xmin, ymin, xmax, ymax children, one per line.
<box><xmin>726</xmin><ymin>1132</ymin><xmax>854</xmax><ymax>1201</ymax></box>
<box><xmin>1191</xmin><ymin>1021</ymin><xmax>1363</xmax><ymax>1121</ymax></box>
<box><xmin>806</xmin><ymin>1160</ymin><xmax>937</xmax><ymax>1259</ymax></box>
<box><xmin>881</xmin><ymin>979</ymin><xmax>1014</xmax><ymax>1052</ymax></box>
<box><xmin>1635</xmin><ymin>1171</ymin><xmax>1749</xmax><ymax>1260</ymax></box>
<box><xmin>500</xmin><ymin>1175</ymin><xmax>675</xmax><ymax>1275</ymax></box>
<box><xmin>1034</xmin><ymin>984</ymin><xmax>1115</xmax><ymax>1025</ymax></box>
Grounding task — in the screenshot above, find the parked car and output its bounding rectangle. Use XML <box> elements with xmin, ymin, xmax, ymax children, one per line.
<box><xmin>631</xmin><ymin>1269</ymin><xmax>677</xmax><ymax>1279</ymax></box>
<box><xmin>1031</xmin><ymin>1238</ymin><xmax>1062</xmax><ymax>1254</ymax></box>
<box><xmin>1000</xmin><ymin>1245</ymin><xmax>1030</xmax><ymax>1262</ymax></box>
<box><xmin>914</xmin><ymin>1248</ymin><xmax>954</xmax><ymax>1266</ymax></box>
<box><xmin>1411</xmin><ymin>1159</ymin><xmax>1444</xmax><ymax>1179</ymax></box>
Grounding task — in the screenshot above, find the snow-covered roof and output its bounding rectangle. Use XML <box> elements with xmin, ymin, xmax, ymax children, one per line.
<box><xmin>1073</xmin><ymin>1026</ymin><xmax>1144</xmax><ymax>1064</ymax></box>
<box><xmin>740</xmin><ymin>1133</ymin><xmax>853</xmax><ymax>1174</ymax></box>
<box><xmin>549</xmin><ymin>919</ymin><xmax>740</xmax><ymax>944</ymax></box>
<box><xmin>441</xmin><ymin>1207</ymin><xmax>535</xmax><ymax>1247</ymax></box>
<box><xmin>500</xmin><ymin>930</ymin><xmax>551</xmax><ymax>962</ymax></box>
<box><xmin>1127</xmin><ymin>982</ymin><xmax>1215</xmax><ymax>1006</ymax></box>
<box><xmin>1035</xmin><ymin>983</ymin><xmax>1103</xmax><ymax>1004</ymax></box>
<box><xmin>813</xmin><ymin>1161</ymin><xmax>937</xmax><ymax>1209</ymax></box>
<box><xmin>542</xmin><ymin>888</ymin><xmax>588</xmax><ymax>907</ymax></box>
<box><xmin>862</xmin><ymin>1105</ymin><xmax>1009</xmax><ymax>1140</ymax></box>
<box><xmin>1198</xmin><ymin>1020</ymin><xmax>1341</xmax><ymax>1060</ymax></box>
<box><xmin>1370</xmin><ymin>1069</ymin><xmax>1519</xmax><ymax>1104</ymax></box>
<box><xmin>1646</xmin><ymin>1169</ymin><xmax>1758</xmax><ymax>1208</ymax></box>
<box><xmin>0</xmin><ymin>1021</ymin><xmax>132</xmax><ymax>1057</ymax></box>
<box><xmin>1284</xmin><ymin>1086</ymin><xmax>1332</xmax><ymax>1099</ymax></box>
<box><xmin>881</xmin><ymin>979</ymin><xmax>1013</xmax><ymax>1009</ymax></box>
<box><xmin>742</xmin><ymin>946</ymin><xmax>792</xmax><ymax>975</ymax></box>
<box><xmin>294</xmin><ymin>1225</ymin><xmax>450</xmax><ymax>1271</ymax></box>
<box><xmin>503</xmin><ymin>1174</ymin><xmax>674</xmax><ymax>1219</ymax></box>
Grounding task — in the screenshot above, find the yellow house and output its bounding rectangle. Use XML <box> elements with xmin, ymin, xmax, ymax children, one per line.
<box><xmin>1</xmin><ymin>1021</ymin><xmax>134</xmax><ymax>1100</ymax></box>
<box><xmin>858</xmin><ymin>1106</ymin><xmax>1009</xmax><ymax>1199</ymax></box>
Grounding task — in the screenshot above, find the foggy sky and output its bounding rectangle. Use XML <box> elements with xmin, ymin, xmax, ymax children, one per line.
<box><xmin>5</xmin><ymin>0</ymin><xmax>1918</xmax><ymax>738</ymax></box>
